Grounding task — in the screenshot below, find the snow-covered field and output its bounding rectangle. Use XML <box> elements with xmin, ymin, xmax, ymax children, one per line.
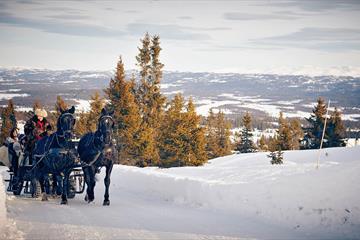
<box><xmin>1</xmin><ymin>146</ymin><xmax>360</xmax><ymax>239</ymax></box>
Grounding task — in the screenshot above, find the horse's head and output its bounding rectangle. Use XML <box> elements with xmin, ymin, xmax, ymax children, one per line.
<box><xmin>98</xmin><ymin>108</ymin><xmax>115</xmax><ymax>145</ymax></box>
<box><xmin>57</xmin><ymin>106</ymin><xmax>76</xmax><ymax>141</ymax></box>
<box><xmin>24</xmin><ymin>119</ymin><xmax>37</xmax><ymax>142</ymax></box>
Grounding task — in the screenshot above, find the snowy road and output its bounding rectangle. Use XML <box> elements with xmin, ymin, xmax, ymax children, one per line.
<box><xmin>2</xmin><ymin>146</ymin><xmax>360</xmax><ymax>239</ymax></box>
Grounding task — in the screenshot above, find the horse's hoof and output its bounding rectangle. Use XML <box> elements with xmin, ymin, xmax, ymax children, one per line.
<box><xmin>61</xmin><ymin>199</ymin><xmax>67</xmax><ymax>205</ymax></box>
<box><xmin>84</xmin><ymin>194</ymin><xmax>88</xmax><ymax>202</ymax></box>
<box><xmin>103</xmin><ymin>200</ymin><xmax>110</xmax><ymax>206</ymax></box>
<box><xmin>41</xmin><ymin>193</ymin><xmax>48</xmax><ymax>201</ymax></box>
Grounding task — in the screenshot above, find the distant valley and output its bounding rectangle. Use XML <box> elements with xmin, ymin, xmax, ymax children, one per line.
<box><xmin>1</xmin><ymin>67</ymin><xmax>359</xmax><ymax>127</ymax></box>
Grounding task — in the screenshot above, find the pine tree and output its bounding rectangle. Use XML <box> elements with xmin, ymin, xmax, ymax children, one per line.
<box><xmin>54</xmin><ymin>96</ymin><xmax>68</xmax><ymax>119</ymax></box>
<box><xmin>75</xmin><ymin>111</ymin><xmax>89</xmax><ymax>137</ymax></box>
<box><xmin>268</xmin><ymin>149</ymin><xmax>284</xmax><ymax>165</ymax></box>
<box><xmin>105</xmin><ymin>56</ymin><xmax>141</xmax><ymax>165</ymax></box>
<box><xmin>185</xmin><ymin>97</ymin><xmax>207</xmax><ymax>166</ymax></box>
<box><xmin>88</xmin><ymin>91</ymin><xmax>105</xmax><ymax>132</ymax></box>
<box><xmin>205</xmin><ymin>109</ymin><xmax>218</xmax><ymax>159</ymax></box>
<box><xmin>305</xmin><ymin>97</ymin><xmax>327</xmax><ymax>149</ymax></box>
<box><xmin>235</xmin><ymin>112</ymin><xmax>256</xmax><ymax>153</ymax></box>
<box><xmin>160</xmin><ymin>95</ymin><xmax>207</xmax><ymax>167</ymax></box>
<box><xmin>289</xmin><ymin>119</ymin><xmax>303</xmax><ymax>150</ymax></box>
<box><xmin>0</xmin><ymin>99</ymin><xmax>17</xmax><ymax>144</ymax></box>
<box><xmin>277</xmin><ymin>112</ymin><xmax>293</xmax><ymax>150</ymax></box>
<box><xmin>258</xmin><ymin>135</ymin><xmax>268</xmax><ymax>151</ymax></box>
<box><xmin>134</xmin><ymin>33</ymin><xmax>166</xmax><ymax>166</ymax></box>
<box><xmin>32</xmin><ymin>99</ymin><xmax>42</xmax><ymax>112</ymax></box>
<box><xmin>205</xmin><ymin>109</ymin><xmax>232</xmax><ymax>159</ymax></box>
<box><xmin>327</xmin><ymin>107</ymin><xmax>346</xmax><ymax>147</ymax></box>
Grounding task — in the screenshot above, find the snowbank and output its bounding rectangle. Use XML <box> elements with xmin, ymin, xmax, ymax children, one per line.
<box><xmin>0</xmin><ymin>169</ymin><xmax>23</xmax><ymax>240</ymax></box>
<box><xmin>113</xmin><ymin>146</ymin><xmax>360</xmax><ymax>239</ymax></box>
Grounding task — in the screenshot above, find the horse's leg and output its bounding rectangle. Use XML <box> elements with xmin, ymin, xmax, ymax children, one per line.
<box><xmin>103</xmin><ymin>162</ymin><xmax>113</xmax><ymax>206</ymax></box>
<box><xmin>41</xmin><ymin>174</ymin><xmax>49</xmax><ymax>201</ymax></box>
<box><xmin>83</xmin><ymin>166</ymin><xmax>96</xmax><ymax>203</ymax></box>
<box><xmin>60</xmin><ymin>171</ymin><xmax>70</xmax><ymax>205</ymax></box>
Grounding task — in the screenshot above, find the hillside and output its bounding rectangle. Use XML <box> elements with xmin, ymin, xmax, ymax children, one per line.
<box><xmin>1</xmin><ymin>68</ymin><xmax>359</xmax><ymax>123</ymax></box>
<box><xmin>1</xmin><ymin>146</ymin><xmax>360</xmax><ymax>239</ymax></box>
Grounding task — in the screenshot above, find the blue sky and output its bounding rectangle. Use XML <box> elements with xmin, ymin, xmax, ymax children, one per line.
<box><xmin>0</xmin><ymin>0</ymin><xmax>360</xmax><ymax>74</ymax></box>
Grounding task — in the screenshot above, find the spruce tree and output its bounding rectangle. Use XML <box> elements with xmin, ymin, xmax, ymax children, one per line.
<box><xmin>289</xmin><ymin>119</ymin><xmax>303</xmax><ymax>150</ymax></box>
<box><xmin>305</xmin><ymin>97</ymin><xmax>327</xmax><ymax>149</ymax></box>
<box><xmin>327</xmin><ymin>107</ymin><xmax>346</xmax><ymax>147</ymax></box>
<box><xmin>235</xmin><ymin>112</ymin><xmax>256</xmax><ymax>153</ymax></box>
<box><xmin>75</xmin><ymin>111</ymin><xmax>89</xmax><ymax>137</ymax></box>
<box><xmin>160</xmin><ymin>95</ymin><xmax>207</xmax><ymax>167</ymax></box>
<box><xmin>54</xmin><ymin>96</ymin><xmax>68</xmax><ymax>120</ymax></box>
<box><xmin>258</xmin><ymin>135</ymin><xmax>268</xmax><ymax>151</ymax></box>
<box><xmin>88</xmin><ymin>91</ymin><xmax>105</xmax><ymax>132</ymax></box>
<box><xmin>134</xmin><ymin>33</ymin><xmax>166</xmax><ymax>166</ymax></box>
<box><xmin>277</xmin><ymin>112</ymin><xmax>293</xmax><ymax>150</ymax></box>
<box><xmin>0</xmin><ymin>99</ymin><xmax>17</xmax><ymax>144</ymax></box>
<box><xmin>105</xmin><ymin>56</ymin><xmax>141</xmax><ymax>165</ymax></box>
<box><xmin>185</xmin><ymin>97</ymin><xmax>207</xmax><ymax>166</ymax></box>
<box><xmin>205</xmin><ymin>109</ymin><xmax>219</xmax><ymax>159</ymax></box>
<box><xmin>32</xmin><ymin>99</ymin><xmax>42</xmax><ymax>112</ymax></box>
<box><xmin>205</xmin><ymin>109</ymin><xmax>232</xmax><ymax>159</ymax></box>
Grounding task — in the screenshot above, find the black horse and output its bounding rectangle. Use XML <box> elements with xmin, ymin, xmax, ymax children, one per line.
<box><xmin>78</xmin><ymin>108</ymin><xmax>117</xmax><ymax>206</ymax></box>
<box><xmin>33</xmin><ymin>106</ymin><xmax>77</xmax><ymax>204</ymax></box>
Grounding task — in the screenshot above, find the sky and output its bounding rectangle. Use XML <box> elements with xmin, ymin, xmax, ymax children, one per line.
<box><xmin>0</xmin><ymin>0</ymin><xmax>360</xmax><ymax>75</ymax></box>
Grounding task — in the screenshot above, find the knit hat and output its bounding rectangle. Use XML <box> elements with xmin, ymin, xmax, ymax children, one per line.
<box><xmin>35</xmin><ymin>109</ymin><xmax>48</xmax><ymax>118</ymax></box>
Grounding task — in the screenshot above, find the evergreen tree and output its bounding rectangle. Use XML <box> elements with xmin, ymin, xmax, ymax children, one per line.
<box><xmin>205</xmin><ymin>109</ymin><xmax>218</xmax><ymax>159</ymax></box>
<box><xmin>32</xmin><ymin>99</ymin><xmax>42</xmax><ymax>112</ymax></box>
<box><xmin>160</xmin><ymin>95</ymin><xmax>207</xmax><ymax>167</ymax></box>
<box><xmin>327</xmin><ymin>107</ymin><xmax>346</xmax><ymax>147</ymax></box>
<box><xmin>134</xmin><ymin>33</ymin><xmax>166</xmax><ymax>166</ymax></box>
<box><xmin>289</xmin><ymin>119</ymin><xmax>303</xmax><ymax>150</ymax></box>
<box><xmin>0</xmin><ymin>99</ymin><xmax>17</xmax><ymax>144</ymax></box>
<box><xmin>205</xmin><ymin>109</ymin><xmax>232</xmax><ymax>159</ymax></box>
<box><xmin>305</xmin><ymin>97</ymin><xmax>327</xmax><ymax>149</ymax></box>
<box><xmin>277</xmin><ymin>112</ymin><xmax>293</xmax><ymax>150</ymax></box>
<box><xmin>75</xmin><ymin>111</ymin><xmax>89</xmax><ymax>137</ymax></box>
<box><xmin>54</xmin><ymin>96</ymin><xmax>68</xmax><ymax>120</ymax></box>
<box><xmin>235</xmin><ymin>112</ymin><xmax>256</xmax><ymax>153</ymax></box>
<box><xmin>258</xmin><ymin>135</ymin><xmax>268</xmax><ymax>151</ymax></box>
<box><xmin>105</xmin><ymin>56</ymin><xmax>141</xmax><ymax>165</ymax></box>
<box><xmin>268</xmin><ymin>149</ymin><xmax>284</xmax><ymax>165</ymax></box>
<box><xmin>88</xmin><ymin>91</ymin><xmax>105</xmax><ymax>132</ymax></box>
<box><xmin>185</xmin><ymin>97</ymin><xmax>207</xmax><ymax>166</ymax></box>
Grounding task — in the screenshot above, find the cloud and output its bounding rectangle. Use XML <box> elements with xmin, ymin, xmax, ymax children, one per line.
<box><xmin>178</xmin><ymin>16</ymin><xmax>193</xmax><ymax>20</ymax></box>
<box><xmin>126</xmin><ymin>23</ymin><xmax>211</xmax><ymax>40</ymax></box>
<box><xmin>251</xmin><ymin>27</ymin><xmax>360</xmax><ymax>51</ymax></box>
<box><xmin>45</xmin><ymin>14</ymin><xmax>91</xmax><ymax>20</ymax></box>
<box><xmin>0</xmin><ymin>11</ymin><xmax>125</xmax><ymax>38</ymax></box>
<box><xmin>262</xmin><ymin>0</ymin><xmax>360</xmax><ymax>12</ymax></box>
<box><xmin>223</xmin><ymin>12</ymin><xmax>299</xmax><ymax>21</ymax></box>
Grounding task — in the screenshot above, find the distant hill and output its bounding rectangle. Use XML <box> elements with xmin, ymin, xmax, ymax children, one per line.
<box><xmin>1</xmin><ymin>67</ymin><xmax>359</xmax><ymax>124</ymax></box>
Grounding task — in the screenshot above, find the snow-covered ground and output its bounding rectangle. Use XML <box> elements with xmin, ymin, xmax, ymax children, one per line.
<box><xmin>1</xmin><ymin>146</ymin><xmax>360</xmax><ymax>239</ymax></box>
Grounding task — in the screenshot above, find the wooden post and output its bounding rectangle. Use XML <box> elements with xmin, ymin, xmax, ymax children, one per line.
<box><xmin>316</xmin><ymin>99</ymin><xmax>330</xmax><ymax>169</ymax></box>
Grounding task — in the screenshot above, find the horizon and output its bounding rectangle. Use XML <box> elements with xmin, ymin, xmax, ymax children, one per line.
<box><xmin>0</xmin><ymin>1</ymin><xmax>360</xmax><ymax>75</ymax></box>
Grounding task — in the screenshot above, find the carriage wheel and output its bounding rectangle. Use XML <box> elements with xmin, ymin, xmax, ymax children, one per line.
<box><xmin>12</xmin><ymin>179</ymin><xmax>23</xmax><ymax>195</ymax></box>
<box><xmin>31</xmin><ymin>179</ymin><xmax>41</xmax><ymax>198</ymax></box>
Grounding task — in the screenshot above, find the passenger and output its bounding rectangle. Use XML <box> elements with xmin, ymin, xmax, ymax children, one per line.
<box><xmin>6</xmin><ymin>127</ymin><xmax>20</xmax><ymax>175</ymax></box>
<box><xmin>31</xmin><ymin>109</ymin><xmax>52</xmax><ymax>140</ymax></box>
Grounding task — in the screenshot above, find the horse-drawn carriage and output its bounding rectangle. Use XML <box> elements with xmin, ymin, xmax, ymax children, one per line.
<box><xmin>1</xmin><ymin>106</ymin><xmax>116</xmax><ymax>205</ymax></box>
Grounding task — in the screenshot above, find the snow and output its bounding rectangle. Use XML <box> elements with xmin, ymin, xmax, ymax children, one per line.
<box><xmin>1</xmin><ymin>146</ymin><xmax>360</xmax><ymax>239</ymax></box>
<box><xmin>0</xmin><ymin>93</ymin><xmax>30</xmax><ymax>100</ymax></box>
<box><xmin>0</xmin><ymin>169</ymin><xmax>24</xmax><ymax>239</ymax></box>
<box><xmin>71</xmin><ymin>99</ymin><xmax>91</xmax><ymax>112</ymax></box>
